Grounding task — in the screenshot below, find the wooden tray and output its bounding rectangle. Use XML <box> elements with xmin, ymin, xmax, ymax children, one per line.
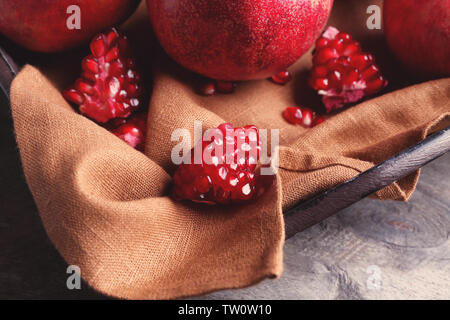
<box><xmin>1</xmin><ymin>38</ymin><xmax>449</xmax><ymax>240</ymax></box>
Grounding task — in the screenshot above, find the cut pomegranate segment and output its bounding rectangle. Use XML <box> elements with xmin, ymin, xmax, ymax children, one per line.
<box><xmin>172</xmin><ymin>123</ymin><xmax>269</xmax><ymax>205</ymax></box>
<box><xmin>63</xmin><ymin>28</ymin><xmax>143</xmax><ymax>123</ymax></box>
<box><xmin>309</xmin><ymin>26</ymin><xmax>387</xmax><ymax>112</ymax></box>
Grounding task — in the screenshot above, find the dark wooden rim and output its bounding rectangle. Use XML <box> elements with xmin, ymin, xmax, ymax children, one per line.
<box><xmin>284</xmin><ymin>127</ymin><xmax>450</xmax><ymax>238</ymax></box>
<box><xmin>0</xmin><ymin>44</ymin><xmax>449</xmax><ymax>239</ymax></box>
<box><xmin>0</xmin><ymin>46</ymin><xmax>19</xmax><ymax>97</ymax></box>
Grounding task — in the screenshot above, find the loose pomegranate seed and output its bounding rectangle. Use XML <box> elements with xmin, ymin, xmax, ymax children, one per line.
<box><xmin>216</xmin><ymin>80</ymin><xmax>236</xmax><ymax>94</ymax></box>
<box><xmin>271</xmin><ymin>70</ymin><xmax>292</xmax><ymax>85</ymax></box>
<box><xmin>111</xmin><ymin>112</ymin><xmax>147</xmax><ymax>151</ymax></box>
<box><xmin>282</xmin><ymin>106</ymin><xmax>318</xmax><ymax>128</ymax></box>
<box><xmin>309</xmin><ymin>26</ymin><xmax>387</xmax><ymax>112</ymax></box>
<box><xmin>172</xmin><ymin>123</ymin><xmax>269</xmax><ymax>204</ymax></box>
<box><xmin>201</xmin><ymin>82</ymin><xmax>216</xmax><ymax>96</ymax></box>
<box><xmin>300</xmin><ymin>108</ymin><xmax>315</xmax><ymax>128</ymax></box>
<box><xmin>63</xmin><ymin>28</ymin><xmax>143</xmax><ymax>123</ymax></box>
<box><xmin>283</xmin><ymin>107</ymin><xmax>303</xmax><ymax>124</ymax></box>
<box><xmin>312</xmin><ymin>116</ymin><xmax>326</xmax><ymax>127</ymax></box>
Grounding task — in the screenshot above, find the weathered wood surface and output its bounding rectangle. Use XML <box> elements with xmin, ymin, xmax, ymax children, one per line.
<box><xmin>199</xmin><ymin>152</ymin><xmax>450</xmax><ymax>300</ymax></box>
<box><xmin>284</xmin><ymin>128</ymin><xmax>450</xmax><ymax>238</ymax></box>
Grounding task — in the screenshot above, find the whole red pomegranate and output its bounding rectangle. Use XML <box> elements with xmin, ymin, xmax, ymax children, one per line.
<box><xmin>147</xmin><ymin>0</ymin><xmax>334</xmax><ymax>80</ymax></box>
<box><xmin>0</xmin><ymin>0</ymin><xmax>140</xmax><ymax>52</ymax></box>
<box><xmin>384</xmin><ymin>0</ymin><xmax>450</xmax><ymax>77</ymax></box>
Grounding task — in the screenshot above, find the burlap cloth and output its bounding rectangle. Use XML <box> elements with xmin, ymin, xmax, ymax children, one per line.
<box><xmin>8</xmin><ymin>0</ymin><xmax>450</xmax><ymax>299</ymax></box>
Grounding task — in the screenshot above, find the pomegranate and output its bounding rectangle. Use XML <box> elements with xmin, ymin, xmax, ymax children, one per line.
<box><xmin>147</xmin><ymin>0</ymin><xmax>334</xmax><ymax>81</ymax></box>
<box><xmin>384</xmin><ymin>0</ymin><xmax>450</xmax><ymax>77</ymax></box>
<box><xmin>0</xmin><ymin>0</ymin><xmax>140</xmax><ymax>52</ymax></box>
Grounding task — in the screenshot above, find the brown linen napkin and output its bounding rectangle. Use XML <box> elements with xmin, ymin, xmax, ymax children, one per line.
<box><xmin>8</xmin><ymin>0</ymin><xmax>450</xmax><ymax>299</ymax></box>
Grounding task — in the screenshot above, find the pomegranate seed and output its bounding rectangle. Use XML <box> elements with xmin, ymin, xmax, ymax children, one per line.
<box><xmin>271</xmin><ymin>70</ymin><xmax>292</xmax><ymax>85</ymax></box>
<box><xmin>342</xmin><ymin>42</ymin><xmax>361</xmax><ymax>56</ymax></box>
<box><xmin>312</xmin><ymin>116</ymin><xmax>326</xmax><ymax>127</ymax></box>
<box><xmin>328</xmin><ymin>70</ymin><xmax>342</xmax><ymax>87</ymax></box>
<box><xmin>300</xmin><ymin>108</ymin><xmax>315</xmax><ymax>128</ymax></box>
<box><xmin>314</xmin><ymin>47</ymin><xmax>339</xmax><ymax>65</ymax></box>
<box><xmin>81</xmin><ymin>57</ymin><xmax>99</xmax><ymax>73</ymax></box>
<box><xmin>311</xmin><ymin>65</ymin><xmax>328</xmax><ymax>78</ymax></box>
<box><xmin>361</xmin><ymin>64</ymin><xmax>380</xmax><ymax>81</ymax></box>
<box><xmin>308</xmin><ymin>26</ymin><xmax>387</xmax><ymax>112</ymax></box>
<box><xmin>342</xmin><ymin>69</ymin><xmax>360</xmax><ymax>87</ymax></box>
<box><xmin>328</xmin><ymin>39</ymin><xmax>344</xmax><ymax>53</ymax></box>
<box><xmin>201</xmin><ymin>82</ymin><xmax>216</xmax><ymax>96</ymax></box>
<box><xmin>349</xmin><ymin>54</ymin><xmax>372</xmax><ymax>70</ymax></box>
<box><xmin>90</xmin><ymin>36</ymin><xmax>106</xmax><ymax>58</ymax></box>
<box><xmin>283</xmin><ymin>107</ymin><xmax>303</xmax><ymax>124</ymax></box>
<box><xmin>336</xmin><ymin>32</ymin><xmax>352</xmax><ymax>42</ymax></box>
<box><xmin>64</xmin><ymin>88</ymin><xmax>84</xmax><ymax>104</ymax></box>
<box><xmin>365</xmin><ymin>76</ymin><xmax>387</xmax><ymax>95</ymax></box>
<box><xmin>315</xmin><ymin>37</ymin><xmax>329</xmax><ymax>49</ymax></box>
<box><xmin>309</xmin><ymin>77</ymin><xmax>329</xmax><ymax>90</ymax></box>
<box><xmin>216</xmin><ymin>80</ymin><xmax>236</xmax><ymax>94</ymax></box>
<box><xmin>75</xmin><ymin>79</ymin><xmax>94</xmax><ymax>95</ymax></box>
<box><xmin>111</xmin><ymin>112</ymin><xmax>147</xmax><ymax>151</ymax></box>
<box><xmin>105</xmin><ymin>47</ymin><xmax>119</xmax><ymax>62</ymax></box>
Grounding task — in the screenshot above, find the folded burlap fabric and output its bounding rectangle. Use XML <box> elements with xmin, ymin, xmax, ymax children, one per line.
<box><xmin>9</xmin><ymin>0</ymin><xmax>450</xmax><ymax>299</ymax></box>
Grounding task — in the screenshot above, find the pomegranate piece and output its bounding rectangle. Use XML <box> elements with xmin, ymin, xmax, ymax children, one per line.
<box><xmin>111</xmin><ymin>112</ymin><xmax>147</xmax><ymax>151</ymax></box>
<box><xmin>216</xmin><ymin>80</ymin><xmax>237</xmax><ymax>94</ymax></box>
<box><xmin>63</xmin><ymin>28</ymin><xmax>143</xmax><ymax>123</ymax></box>
<box><xmin>300</xmin><ymin>108</ymin><xmax>315</xmax><ymax>128</ymax></box>
<box><xmin>199</xmin><ymin>80</ymin><xmax>236</xmax><ymax>95</ymax></box>
<box><xmin>283</xmin><ymin>107</ymin><xmax>303</xmax><ymax>124</ymax></box>
<box><xmin>283</xmin><ymin>106</ymin><xmax>319</xmax><ymax>128</ymax></box>
<box><xmin>201</xmin><ymin>82</ymin><xmax>216</xmax><ymax>96</ymax></box>
<box><xmin>271</xmin><ymin>70</ymin><xmax>292</xmax><ymax>85</ymax></box>
<box><xmin>309</xmin><ymin>26</ymin><xmax>387</xmax><ymax>112</ymax></box>
<box><xmin>172</xmin><ymin>123</ymin><xmax>268</xmax><ymax>205</ymax></box>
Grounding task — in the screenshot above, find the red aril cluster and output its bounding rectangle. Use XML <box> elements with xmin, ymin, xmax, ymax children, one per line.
<box><xmin>172</xmin><ymin>123</ymin><xmax>267</xmax><ymax>204</ymax></box>
<box><xmin>308</xmin><ymin>26</ymin><xmax>387</xmax><ymax>112</ymax></box>
<box><xmin>63</xmin><ymin>28</ymin><xmax>143</xmax><ymax>123</ymax></box>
